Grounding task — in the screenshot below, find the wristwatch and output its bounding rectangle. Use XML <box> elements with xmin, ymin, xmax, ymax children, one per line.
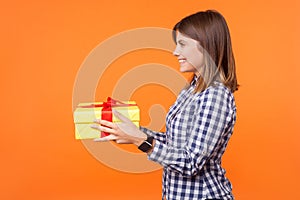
<box><xmin>138</xmin><ymin>136</ymin><xmax>154</xmax><ymax>153</ymax></box>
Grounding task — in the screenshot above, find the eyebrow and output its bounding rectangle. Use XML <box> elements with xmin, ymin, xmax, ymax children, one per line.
<box><xmin>177</xmin><ymin>39</ymin><xmax>186</xmax><ymax>44</ymax></box>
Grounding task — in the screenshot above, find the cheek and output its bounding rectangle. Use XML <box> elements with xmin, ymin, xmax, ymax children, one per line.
<box><xmin>183</xmin><ymin>48</ymin><xmax>204</xmax><ymax>68</ymax></box>
<box><xmin>181</xmin><ymin>48</ymin><xmax>193</xmax><ymax>59</ymax></box>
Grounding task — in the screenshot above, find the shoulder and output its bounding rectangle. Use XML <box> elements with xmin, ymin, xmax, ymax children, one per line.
<box><xmin>194</xmin><ymin>82</ymin><xmax>235</xmax><ymax>109</ymax></box>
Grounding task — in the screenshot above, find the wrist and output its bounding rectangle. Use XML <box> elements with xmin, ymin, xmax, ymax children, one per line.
<box><xmin>133</xmin><ymin>138</ymin><xmax>145</xmax><ymax>146</ymax></box>
<box><xmin>133</xmin><ymin>135</ymin><xmax>147</xmax><ymax>146</ymax></box>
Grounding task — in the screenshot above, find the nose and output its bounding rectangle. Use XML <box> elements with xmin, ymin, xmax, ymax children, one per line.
<box><xmin>173</xmin><ymin>46</ymin><xmax>180</xmax><ymax>57</ymax></box>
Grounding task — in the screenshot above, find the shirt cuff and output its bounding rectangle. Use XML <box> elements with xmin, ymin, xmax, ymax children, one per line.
<box><xmin>140</xmin><ymin>126</ymin><xmax>166</xmax><ymax>143</ymax></box>
<box><xmin>148</xmin><ymin>139</ymin><xmax>168</xmax><ymax>165</ymax></box>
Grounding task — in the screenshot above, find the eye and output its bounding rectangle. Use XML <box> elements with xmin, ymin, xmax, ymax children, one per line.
<box><xmin>178</xmin><ymin>41</ymin><xmax>186</xmax><ymax>47</ymax></box>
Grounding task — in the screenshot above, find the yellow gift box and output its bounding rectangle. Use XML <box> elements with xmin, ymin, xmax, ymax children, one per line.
<box><xmin>73</xmin><ymin>98</ymin><xmax>140</xmax><ymax>139</ymax></box>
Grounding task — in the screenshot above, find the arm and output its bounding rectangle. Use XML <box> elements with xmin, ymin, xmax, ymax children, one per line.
<box><xmin>148</xmin><ymin>88</ymin><xmax>235</xmax><ymax>177</ymax></box>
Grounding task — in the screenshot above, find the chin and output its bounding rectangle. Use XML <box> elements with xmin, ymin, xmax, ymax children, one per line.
<box><xmin>180</xmin><ymin>67</ymin><xmax>188</xmax><ymax>73</ymax></box>
<box><xmin>180</xmin><ymin>68</ymin><xmax>194</xmax><ymax>73</ymax></box>
<box><xmin>180</xmin><ymin>65</ymin><xmax>196</xmax><ymax>73</ymax></box>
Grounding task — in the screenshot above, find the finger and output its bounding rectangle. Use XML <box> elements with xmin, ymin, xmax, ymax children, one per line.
<box><xmin>90</xmin><ymin>124</ymin><xmax>117</xmax><ymax>134</ymax></box>
<box><xmin>94</xmin><ymin>134</ymin><xmax>117</xmax><ymax>142</ymax></box>
<box><xmin>112</xmin><ymin>110</ymin><xmax>131</xmax><ymax>123</ymax></box>
<box><xmin>93</xmin><ymin>119</ymin><xmax>101</xmax><ymax>124</ymax></box>
<box><xmin>116</xmin><ymin>139</ymin><xmax>131</xmax><ymax>144</ymax></box>
<box><xmin>93</xmin><ymin>119</ymin><xmax>115</xmax><ymax>127</ymax></box>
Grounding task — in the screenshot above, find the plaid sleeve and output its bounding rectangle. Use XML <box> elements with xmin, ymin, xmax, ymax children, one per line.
<box><xmin>140</xmin><ymin>126</ymin><xmax>166</xmax><ymax>143</ymax></box>
<box><xmin>148</xmin><ymin>87</ymin><xmax>233</xmax><ymax>177</ymax></box>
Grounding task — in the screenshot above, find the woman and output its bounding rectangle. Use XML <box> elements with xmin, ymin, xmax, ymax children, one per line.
<box><xmin>91</xmin><ymin>10</ymin><xmax>238</xmax><ymax>200</ymax></box>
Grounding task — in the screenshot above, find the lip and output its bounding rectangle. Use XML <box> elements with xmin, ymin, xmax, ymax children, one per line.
<box><xmin>178</xmin><ymin>58</ymin><xmax>187</xmax><ymax>63</ymax></box>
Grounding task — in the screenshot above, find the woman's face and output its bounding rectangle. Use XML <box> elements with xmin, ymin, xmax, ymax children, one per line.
<box><xmin>173</xmin><ymin>31</ymin><xmax>204</xmax><ymax>76</ymax></box>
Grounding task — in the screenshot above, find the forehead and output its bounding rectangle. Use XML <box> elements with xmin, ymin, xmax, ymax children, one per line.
<box><xmin>176</xmin><ymin>31</ymin><xmax>198</xmax><ymax>44</ymax></box>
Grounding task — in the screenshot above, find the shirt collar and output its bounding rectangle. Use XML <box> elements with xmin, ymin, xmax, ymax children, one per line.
<box><xmin>190</xmin><ymin>75</ymin><xmax>198</xmax><ymax>86</ymax></box>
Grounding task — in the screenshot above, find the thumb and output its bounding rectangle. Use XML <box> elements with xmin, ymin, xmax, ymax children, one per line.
<box><xmin>94</xmin><ymin>134</ymin><xmax>117</xmax><ymax>142</ymax></box>
<box><xmin>112</xmin><ymin>110</ymin><xmax>131</xmax><ymax>123</ymax></box>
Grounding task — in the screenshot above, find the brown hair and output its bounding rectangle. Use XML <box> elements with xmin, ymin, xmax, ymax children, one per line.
<box><xmin>173</xmin><ymin>10</ymin><xmax>239</xmax><ymax>93</ymax></box>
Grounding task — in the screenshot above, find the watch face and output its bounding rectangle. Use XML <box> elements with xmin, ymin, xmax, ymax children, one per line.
<box><xmin>138</xmin><ymin>137</ymin><xmax>154</xmax><ymax>153</ymax></box>
<box><xmin>138</xmin><ymin>142</ymin><xmax>152</xmax><ymax>152</ymax></box>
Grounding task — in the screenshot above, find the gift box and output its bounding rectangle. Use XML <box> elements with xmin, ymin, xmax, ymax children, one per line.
<box><xmin>73</xmin><ymin>97</ymin><xmax>140</xmax><ymax>139</ymax></box>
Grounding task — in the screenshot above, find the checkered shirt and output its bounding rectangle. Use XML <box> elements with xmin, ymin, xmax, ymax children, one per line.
<box><xmin>141</xmin><ymin>77</ymin><xmax>236</xmax><ymax>200</ymax></box>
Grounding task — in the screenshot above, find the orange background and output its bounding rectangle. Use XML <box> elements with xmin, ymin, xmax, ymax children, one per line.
<box><xmin>1</xmin><ymin>0</ymin><xmax>300</xmax><ymax>199</ymax></box>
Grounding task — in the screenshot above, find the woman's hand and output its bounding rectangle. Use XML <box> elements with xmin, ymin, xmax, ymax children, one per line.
<box><xmin>90</xmin><ymin>110</ymin><xmax>147</xmax><ymax>146</ymax></box>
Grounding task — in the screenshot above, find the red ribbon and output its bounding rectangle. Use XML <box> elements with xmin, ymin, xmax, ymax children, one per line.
<box><xmin>79</xmin><ymin>97</ymin><xmax>136</xmax><ymax>137</ymax></box>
